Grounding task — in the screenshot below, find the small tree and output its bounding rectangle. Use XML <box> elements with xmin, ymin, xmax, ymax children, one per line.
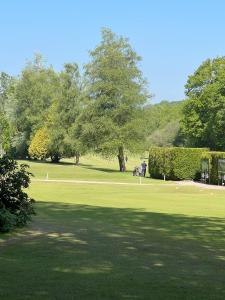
<box><xmin>0</xmin><ymin>156</ymin><xmax>35</xmax><ymax>232</ymax></box>
<box><xmin>28</xmin><ymin>127</ymin><xmax>50</xmax><ymax>160</ymax></box>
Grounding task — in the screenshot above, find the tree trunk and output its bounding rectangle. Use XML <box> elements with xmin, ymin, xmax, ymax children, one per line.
<box><xmin>117</xmin><ymin>146</ymin><xmax>126</xmax><ymax>172</ymax></box>
<box><xmin>74</xmin><ymin>152</ymin><xmax>80</xmax><ymax>165</ymax></box>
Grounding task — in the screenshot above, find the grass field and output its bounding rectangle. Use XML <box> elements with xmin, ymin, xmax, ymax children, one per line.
<box><xmin>1</xmin><ymin>156</ymin><xmax>225</xmax><ymax>299</ymax></box>
<box><xmin>16</xmin><ymin>154</ymin><xmax>156</xmax><ymax>183</ymax></box>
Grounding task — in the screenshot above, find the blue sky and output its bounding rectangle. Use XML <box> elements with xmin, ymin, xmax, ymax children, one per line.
<box><xmin>1</xmin><ymin>0</ymin><xmax>225</xmax><ymax>103</ymax></box>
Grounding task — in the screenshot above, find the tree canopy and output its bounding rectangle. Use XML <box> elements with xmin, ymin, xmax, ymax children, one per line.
<box><xmin>13</xmin><ymin>55</ymin><xmax>60</xmax><ymax>155</ymax></box>
<box><xmin>181</xmin><ymin>57</ymin><xmax>225</xmax><ymax>151</ymax></box>
<box><xmin>75</xmin><ymin>28</ymin><xmax>150</xmax><ymax>171</ymax></box>
<box><xmin>4</xmin><ymin>29</ymin><xmax>225</xmax><ymax>170</ymax></box>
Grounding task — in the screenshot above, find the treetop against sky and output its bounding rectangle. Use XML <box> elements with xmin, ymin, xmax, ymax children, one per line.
<box><xmin>1</xmin><ymin>0</ymin><xmax>225</xmax><ymax>102</ymax></box>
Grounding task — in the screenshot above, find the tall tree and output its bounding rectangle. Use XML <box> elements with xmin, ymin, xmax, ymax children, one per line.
<box><xmin>45</xmin><ymin>63</ymin><xmax>83</xmax><ymax>163</ymax></box>
<box><xmin>13</xmin><ymin>54</ymin><xmax>59</xmax><ymax>157</ymax></box>
<box><xmin>76</xmin><ymin>29</ymin><xmax>149</xmax><ymax>171</ymax></box>
<box><xmin>181</xmin><ymin>57</ymin><xmax>225</xmax><ymax>150</ymax></box>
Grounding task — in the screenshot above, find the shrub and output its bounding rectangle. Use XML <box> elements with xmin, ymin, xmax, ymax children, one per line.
<box><xmin>0</xmin><ymin>156</ymin><xmax>35</xmax><ymax>232</ymax></box>
<box><xmin>0</xmin><ymin>208</ymin><xmax>17</xmax><ymax>232</ymax></box>
<box><xmin>149</xmin><ymin>147</ymin><xmax>208</xmax><ymax>180</ymax></box>
<box><xmin>28</xmin><ymin>128</ymin><xmax>50</xmax><ymax>160</ymax></box>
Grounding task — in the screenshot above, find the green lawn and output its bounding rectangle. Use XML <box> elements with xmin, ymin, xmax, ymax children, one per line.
<box><xmin>1</xmin><ymin>157</ymin><xmax>225</xmax><ymax>299</ymax></box>
<box><xmin>17</xmin><ymin>154</ymin><xmax>159</xmax><ymax>183</ymax></box>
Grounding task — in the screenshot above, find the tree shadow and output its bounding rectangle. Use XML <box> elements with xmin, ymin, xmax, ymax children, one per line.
<box><xmin>22</xmin><ymin>159</ymin><xmax>75</xmax><ymax>166</ymax></box>
<box><xmin>81</xmin><ymin>165</ymin><xmax>122</xmax><ymax>173</ymax></box>
<box><xmin>23</xmin><ymin>159</ymin><xmax>104</xmax><ymax>172</ymax></box>
<box><xmin>1</xmin><ymin>202</ymin><xmax>225</xmax><ymax>299</ymax></box>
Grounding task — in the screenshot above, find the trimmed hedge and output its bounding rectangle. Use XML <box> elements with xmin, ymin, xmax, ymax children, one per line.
<box><xmin>209</xmin><ymin>152</ymin><xmax>225</xmax><ymax>185</ymax></box>
<box><xmin>149</xmin><ymin>147</ymin><xmax>208</xmax><ymax>180</ymax></box>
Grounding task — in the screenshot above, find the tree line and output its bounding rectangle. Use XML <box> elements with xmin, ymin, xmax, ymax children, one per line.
<box><xmin>0</xmin><ymin>28</ymin><xmax>225</xmax><ymax>171</ymax></box>
<box><xmin>0</xmin><ymin>29</ymin><xmax>150</xmax><ymax>171</ymax></box>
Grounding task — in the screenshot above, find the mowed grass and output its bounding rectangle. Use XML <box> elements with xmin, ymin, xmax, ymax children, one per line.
<box><xmin>17</xmin><ymin>154</ymin><xmax>161</xmax><ymax>183</ymax></box>
<box><xmin>1</xmin><ymin>157</ymin><xmax>225</xmax><ymax>299</ymax></box>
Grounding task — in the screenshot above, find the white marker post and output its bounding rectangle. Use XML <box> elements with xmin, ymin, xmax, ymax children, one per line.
<box><xmin>46</xmin><ymin>173</ymin><xmax>49</xmax><ymax>181</ymax></box>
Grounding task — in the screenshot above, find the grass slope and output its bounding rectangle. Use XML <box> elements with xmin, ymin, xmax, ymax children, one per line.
<box><xmin>1</xmin><ymin>156</ymin><xmax>225</xmax><ymax>300</ymax></box>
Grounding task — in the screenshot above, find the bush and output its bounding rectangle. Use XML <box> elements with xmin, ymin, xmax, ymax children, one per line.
<box><xmin>149</xmin><ymin>147</ymin><xmax>208</xmax><ymax>180</ymax></box>
<box><xmin>0</xmin><ymin>156</ymin><xmax>35</xmax><ymax>232</ymax></box>
<box><xmin>0</xmin><ymin>208</ymin><xmax>17</xmax><ymax>232</ymax></box>
<box><xmin>28</xmin><ymin>128</ymin><xmax>50</xmax><ymax>160</ymax></box>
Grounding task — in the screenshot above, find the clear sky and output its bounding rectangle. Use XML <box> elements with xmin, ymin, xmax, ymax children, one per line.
<box><xmin>1</xmin><ymin>0</ymin><xmax>225</xmax><ymax>103</ymax></box>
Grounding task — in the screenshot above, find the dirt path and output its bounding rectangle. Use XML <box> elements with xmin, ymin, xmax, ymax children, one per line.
<box><xmin>177</xmin><ymin>181</ymin><xmax>225</xmax><ymax>190</ymax></box>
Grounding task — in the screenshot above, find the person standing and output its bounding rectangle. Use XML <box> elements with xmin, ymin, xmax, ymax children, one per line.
<box><xmin>141</xmin><ymin>161</ymin><xmax>147</xmax><ymax>177</ymax></box>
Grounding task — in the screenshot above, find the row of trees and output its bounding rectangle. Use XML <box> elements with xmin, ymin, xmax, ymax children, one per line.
<box><xmin>1</xmin><ymin>29</ymin><xmax>225</xmax><ymax>171</ymax></box>
<box><xmin>0</xmin><ymin>29</ymin><xmax>150</xmax><ymax>171</ymax></box>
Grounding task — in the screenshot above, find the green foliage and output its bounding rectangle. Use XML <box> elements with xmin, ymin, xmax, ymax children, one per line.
<box><xmin>144</xmin><ymin>101</ymin><xmax>185</xmax><ymax>147</ymax></box>
<box><xmin>0</xmin><ymin>208</ymin><xmax>17</xmax><ymax>232</ymax></box>
<box><xmin>75</xmin><ymin>28</ymin><xmax>150</xmax><ymax>171</ymax></box>
<box><xmin>148</xmin><ymin>120</ymin><xmax>181</xmax><ymax>147</ymax></box>
<box><xmin>181</xmin><ymin>57</ymin><xmax>225</xmax><ymax>150</ymax></box>
<box><xmin>145</xmin><ymin>101</ymin><xmax>184</xmax><ymax>131</ymax></box>
<box><xmin>0</xmin><ymin>72</ymin><xmax>13</xmax><ymax>114</ymax></box>
<box><xmin>28</xmin><ymin>127</ymin><xmax>50</xmax><ymax>160</ymax></box>
<box><xmin>0</xmin><ymin>113</ymin><xmax>12</xmax><ymax>153</ymax></box>
<box><xmin>0</xmin><ymin>73</ymin><xmax>15</xmax><ymax>154</ymax></box>
<box><xmin>208</xmin><ymin>152</ymin><xmax>225</xmax><ymax>185</ymax></box>
<box><xmin>149</xmin><ymin>147</ymin><xmax>208</xmax><ymax>180</ymax></box>
<box><xmin>7</xmin><ymin>57</ymin><xmax>83</xmax><ymax>161</ymax></box>
<box><xmin>45</xmin><ymin>63</ymin><xmax>83</xmax><ymax>162</ymax></box>
<box><xmin>13</xmin><ymin>54</ymin><xmax>60</xmax><ymax>157</ymax></box>
<box><xmin>0</xmin><ymin>156</ymin><xmax>35</xmax><ymax>232</ymax></box>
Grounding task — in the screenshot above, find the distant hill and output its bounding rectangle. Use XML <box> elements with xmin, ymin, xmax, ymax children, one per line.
<box><xmin>144</xmin><ymin>100</ymin><xmax>185</xmax><ymax>147</ymax></box>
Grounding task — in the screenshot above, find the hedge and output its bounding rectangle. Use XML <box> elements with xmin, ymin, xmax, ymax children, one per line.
<box><xmin>149</xmin><ymin>147</ymin><xmax>208</xmax><ymax>180</ymax></box>
<box><xmin>208</xmin><ymin>152</ymin><xmax>225</xmax><ymax>185</ymax></box>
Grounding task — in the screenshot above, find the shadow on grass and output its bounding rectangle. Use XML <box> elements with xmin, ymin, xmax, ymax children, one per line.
<box><xmin>20</xmin><ymin>158</ymin><xmax>127</xmax><ymax>170</ymax></box>
<box><xmin>1</xmin><ymin>202</ymin><xmax>225</xmax><ymax>299</ymax></box>
<box><xmin>20</xmin><ymin>159</ymin><xmax>75</xmax><ymax>166</ymax></box>
<box><xmin>20</xmin><ymin>159</ymin><xmax>133</xmax><ymax>174</ymax></box>
<box><xmin>81</xmin><ymin>165</ymin><xmax>122</xmax><ymax>173</ymax></box>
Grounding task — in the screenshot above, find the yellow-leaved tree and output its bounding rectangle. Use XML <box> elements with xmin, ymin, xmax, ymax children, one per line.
<box><xmin>28</xmin><ymin>128</ymin><xmax>50</xmax><ymax>159</ymax></box>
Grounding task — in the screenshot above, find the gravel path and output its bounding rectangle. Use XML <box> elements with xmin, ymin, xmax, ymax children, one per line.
<box><xmin>32</xmin><ymin>178</ymin><xmax>225</xmax><ymax>190</ymax></box>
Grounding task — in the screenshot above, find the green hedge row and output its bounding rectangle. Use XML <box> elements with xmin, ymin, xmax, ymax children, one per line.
<box><xmin>149</xmin><ymin>147</ymin><xmax>225</xmax><ymax>183</ymax></box>
<box><xmin>149</xmin><ymin>147</ymin><xmax>208</xmax><ymax>180</ymax></box>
